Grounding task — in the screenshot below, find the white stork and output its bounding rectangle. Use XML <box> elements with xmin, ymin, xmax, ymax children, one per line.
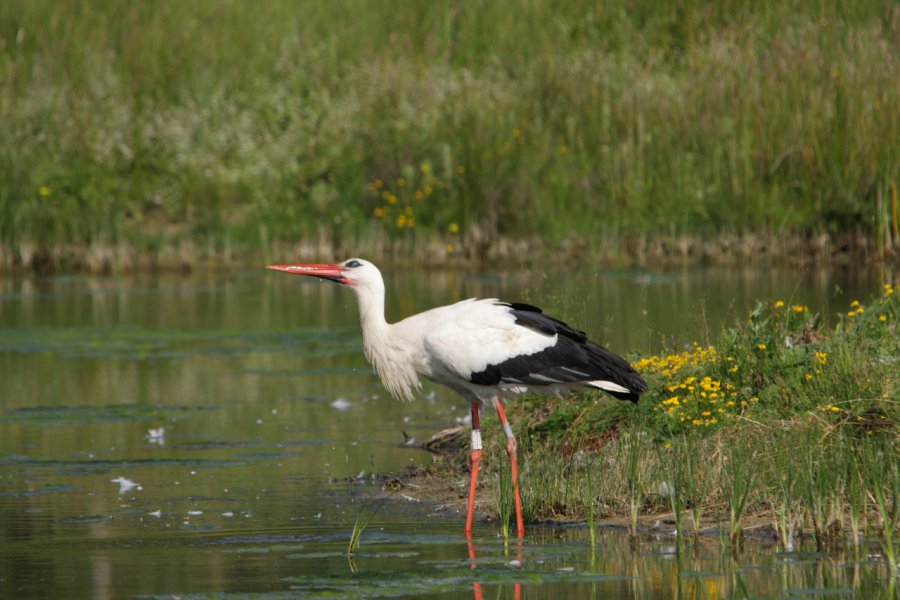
<box><xmin>268</xmin><ymin>258</ymin><xmax>647</xmax><ymax>538</ymax></box>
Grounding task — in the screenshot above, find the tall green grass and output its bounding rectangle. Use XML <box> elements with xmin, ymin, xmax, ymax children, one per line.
<box><xmin>1</xmin><ymin>1</ymin><xmax>898</xmax><ymax>270</ymax></box>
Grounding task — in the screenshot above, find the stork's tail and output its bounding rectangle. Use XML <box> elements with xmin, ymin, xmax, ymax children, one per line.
<box><xmin>584</xmin><ymin>343</ymin><xmax>648</xmax><ymax>403</ymax></box>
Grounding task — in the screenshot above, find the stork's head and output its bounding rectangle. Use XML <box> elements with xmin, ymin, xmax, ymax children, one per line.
<box><xmin>267</xmin><ymin>258</ymin><xmax>383</xmax><ymax>293</ymax></box>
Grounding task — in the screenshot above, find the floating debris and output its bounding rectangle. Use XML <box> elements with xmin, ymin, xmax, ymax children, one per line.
<box><xmin>331</xmin><ymin>398</ymin><xmax>351</xmax><ymax>411</ymax></box>
<box><xmin>146</xmin><ymin>427</ymin><xmax>166</xmax><ymax>445</ymax></box>
<box><xmin>110</xmin><ymin>477</ymin><xmax>141</xmax><ymax>494</ymax></box>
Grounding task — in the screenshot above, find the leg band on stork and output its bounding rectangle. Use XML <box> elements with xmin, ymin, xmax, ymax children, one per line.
<box><xmin>464</xmin><ymin>401</ymin><xmax>482</xmax><ymax>537</ymax></box>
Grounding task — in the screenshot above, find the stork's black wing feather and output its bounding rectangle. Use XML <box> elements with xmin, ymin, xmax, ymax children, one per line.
<box><xmin>468</xmin><ymin>302</ymin><xmax>647</xmax><ymax>402</ymax></box>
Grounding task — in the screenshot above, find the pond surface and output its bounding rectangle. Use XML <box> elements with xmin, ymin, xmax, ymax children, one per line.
<box><xmin>0</xmin><ymin>263</ymin><xmax>892</xmax><ymax>598</ymax></box>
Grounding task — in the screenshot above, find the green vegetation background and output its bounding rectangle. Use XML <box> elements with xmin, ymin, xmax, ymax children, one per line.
<box><xmin>1</xmin><ymin>1</ymin><xmax>898</xmax><ymax>268</ymax></box>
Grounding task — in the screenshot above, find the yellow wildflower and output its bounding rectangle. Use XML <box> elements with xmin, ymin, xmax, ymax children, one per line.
<box><xmin>448</xmin><ymin>223</ymin><xmax>459</xmax><ymax>234</ymax></box>
<box><xmin>420</xmin><ymin>163</ymin><xmax>431</xmax><ymax>174</ymax></box>
<box><xmin>879</xmin><ymin>314</ymin><xmax>887</xmax><ymax>322</ymax></box>
<box><xmin>804</xmin><ymin>373</ymin><xmax>813</xmax><ymax>381</ymax></box>
<box><xmin>414</xmin><ymin>190</ymin><xmax>424</xmax><ymax>201</ymax></box>
<box><xmin>815</xmin><ymin>351</ymin><xmax>827</xmax><ymax>365</ymax></box>
<box><xmin>373</xmin><ymin>207</ymin><xmax>387</xmax><ymax>218</ymax></box>
<box><xmin>774</xmin><ymin>300</ymin><xmax>784</xmax><ymax>309</ymax></box>
<box><xmin>757</xmin><ymin>343</ymin><xmax>767</xmax><ymax>350</ymax></box>
<box><xmin>397</xmin><ymin>177</ymin><xmax>406</xmax><ymax>187</ymax></box>
<box><xmin>791</xmin><ymin>304</ymin><xmax>808</xmax><ymax>313</ymax></box>
<box><xmin>884</xmin><ymin>284</ymin><xmax>894</xmax><ymax>297</ymax></box>
<box><xmin>39</xmin><ymin>185</ymin><xmax>51</xmax><ymax>197</ymax></box>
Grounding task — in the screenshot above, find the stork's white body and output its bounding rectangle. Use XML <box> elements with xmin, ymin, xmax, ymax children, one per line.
<box><xmin>365</xmin><ymin>297</ymin><xmax>632</xmax><ymax>405</ymax></box>
<box><xmin>268</xmin><ymin>258</ymin><xmax>646</xmax><ymax>538</ymax></box>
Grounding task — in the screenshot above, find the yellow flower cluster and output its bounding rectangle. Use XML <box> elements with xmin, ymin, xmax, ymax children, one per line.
<box><xmin>632</xmin><ymin>344</ymin><xmax>717</xmax><ymax>378</ymax></box>
<box><xmin>819</xmin><ymin>404</ymin><xmax>841</xmax><ymax>413</ymax></box>
<box><xmin>847</xmin><ymin>299</ymin><xmax>864</xmax><ymax>317</ymax></box>
<box><xmin>657</xmin><ymin>374</ymin><xmax>741</xmax><ymax>427</ymax></box>
<box><xmin>773</xmin><ymin>300</ymin><xmax>808</xmax><ymax>313</ymax></box>
<box><xmin>366</xmin><ymin>162</ymin><xmax>463</xmax><ymax>232</ymax></box>
<box><xmin>884</xmin><ymin>283</ymin><xmax>895</xmax><ymax>297</ymax></box>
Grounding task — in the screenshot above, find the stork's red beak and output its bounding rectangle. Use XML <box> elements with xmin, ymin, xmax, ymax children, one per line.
<box><xmin>267</xmin><ymin>263</ymin><xmax>348</xmax><ymax>284</ymax></box>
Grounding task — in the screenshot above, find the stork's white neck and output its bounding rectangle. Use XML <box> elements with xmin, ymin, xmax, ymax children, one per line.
<box><xmin>352</xmin><ymin>278</ymin><xmax>388</xmax><ymax>334</ymax></box>
<box><xmin>349</xmin><ymin>278</ymin><xmax>420</xmax><ymax>401</ymax></box>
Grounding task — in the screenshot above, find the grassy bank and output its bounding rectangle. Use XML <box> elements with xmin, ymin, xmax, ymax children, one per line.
<box><xmin>1</xmin><ymin>1</ymin><xmax>899</xmax><ymax>271</ymax></box>
<box><xmin>425</xmin><ymin>284</ymin><xmax>898</xmax><ymax>559</ymax></box>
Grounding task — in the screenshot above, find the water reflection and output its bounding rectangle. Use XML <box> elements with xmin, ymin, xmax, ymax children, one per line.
<box><xmin>0</xmin><ymin>265</ymin><xmax>890</xmax><ymax>598</ymax></box>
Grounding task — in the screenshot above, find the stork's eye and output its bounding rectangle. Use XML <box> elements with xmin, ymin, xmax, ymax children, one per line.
<box><xmin>345</xmin><ymin>260</ymin><xmax>362</xmax><ymax>268</ymax></box>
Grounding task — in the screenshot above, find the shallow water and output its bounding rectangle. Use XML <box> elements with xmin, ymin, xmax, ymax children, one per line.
<box><xmin>0</xmin><ymin>264</ymin><xmax>892</xmax><ymax>598</ymax></box>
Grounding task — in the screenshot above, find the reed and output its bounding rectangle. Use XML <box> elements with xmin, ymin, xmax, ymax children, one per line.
<box><xmin>863</xmin><ymin>439</ymin><xmax>900</xmax><ymax>576</ymax></box>
<box><xmin>584</xmin><ymin>457</ymin><xmax>597</xmax><ymax>549</ymax></box>
<box><xmin>770</xmin><ymin>441</ymin><xmax>802</xmax><ymax>552</ymax></box>
<box><xmin>623</xmin><ymin>426</ymin><xmax>648</xmax><ymax>539</ymax></box>
<box><xmin>660</xmin><ymin>440</ymin><xmax>688</xmax><ymax>540</ymax></box>
<box><xmin>495</xmin><ymin>461</ymin><xmax>513</xmax><ymax>544</ymax></box>
<box><xmin>723</xmin><ymin>441</ymin><xmax>754</xmax><ymax>550</ymax></box>
<box><xmin>845</xmin><ymin>448</ymin><xmax>867</xmax><ymax>553</ymax></box>
<box><xmin>796</xmin><ymin>432</ymin><xmax>846</xmax><ymax>551</ymax></box>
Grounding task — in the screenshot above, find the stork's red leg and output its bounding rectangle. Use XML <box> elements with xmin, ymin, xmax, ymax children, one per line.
<box><xmin>495</xmin><ymin>400</ymin><xmax>525</xmax><ymax>538</ymax></box>
<box><xmin>464</xmin><ymin>400</ymin><xmax>482</xmax><ymax>538</ymax></box>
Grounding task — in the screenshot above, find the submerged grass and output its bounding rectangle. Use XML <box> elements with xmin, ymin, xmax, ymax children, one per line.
<box><xmin>1</xmin><ymin>1</ymin><xmax>899</xmax><ymax>271</ymax></box>
<box><xmin>347</xmin><ymin>500</ymin><xmax>383</xmax><ymax>556</ymax></box>
<box><xmin>441</xmin><ymin>283</ymin><xmax>899</xmax><ymax>566</ymax></box>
